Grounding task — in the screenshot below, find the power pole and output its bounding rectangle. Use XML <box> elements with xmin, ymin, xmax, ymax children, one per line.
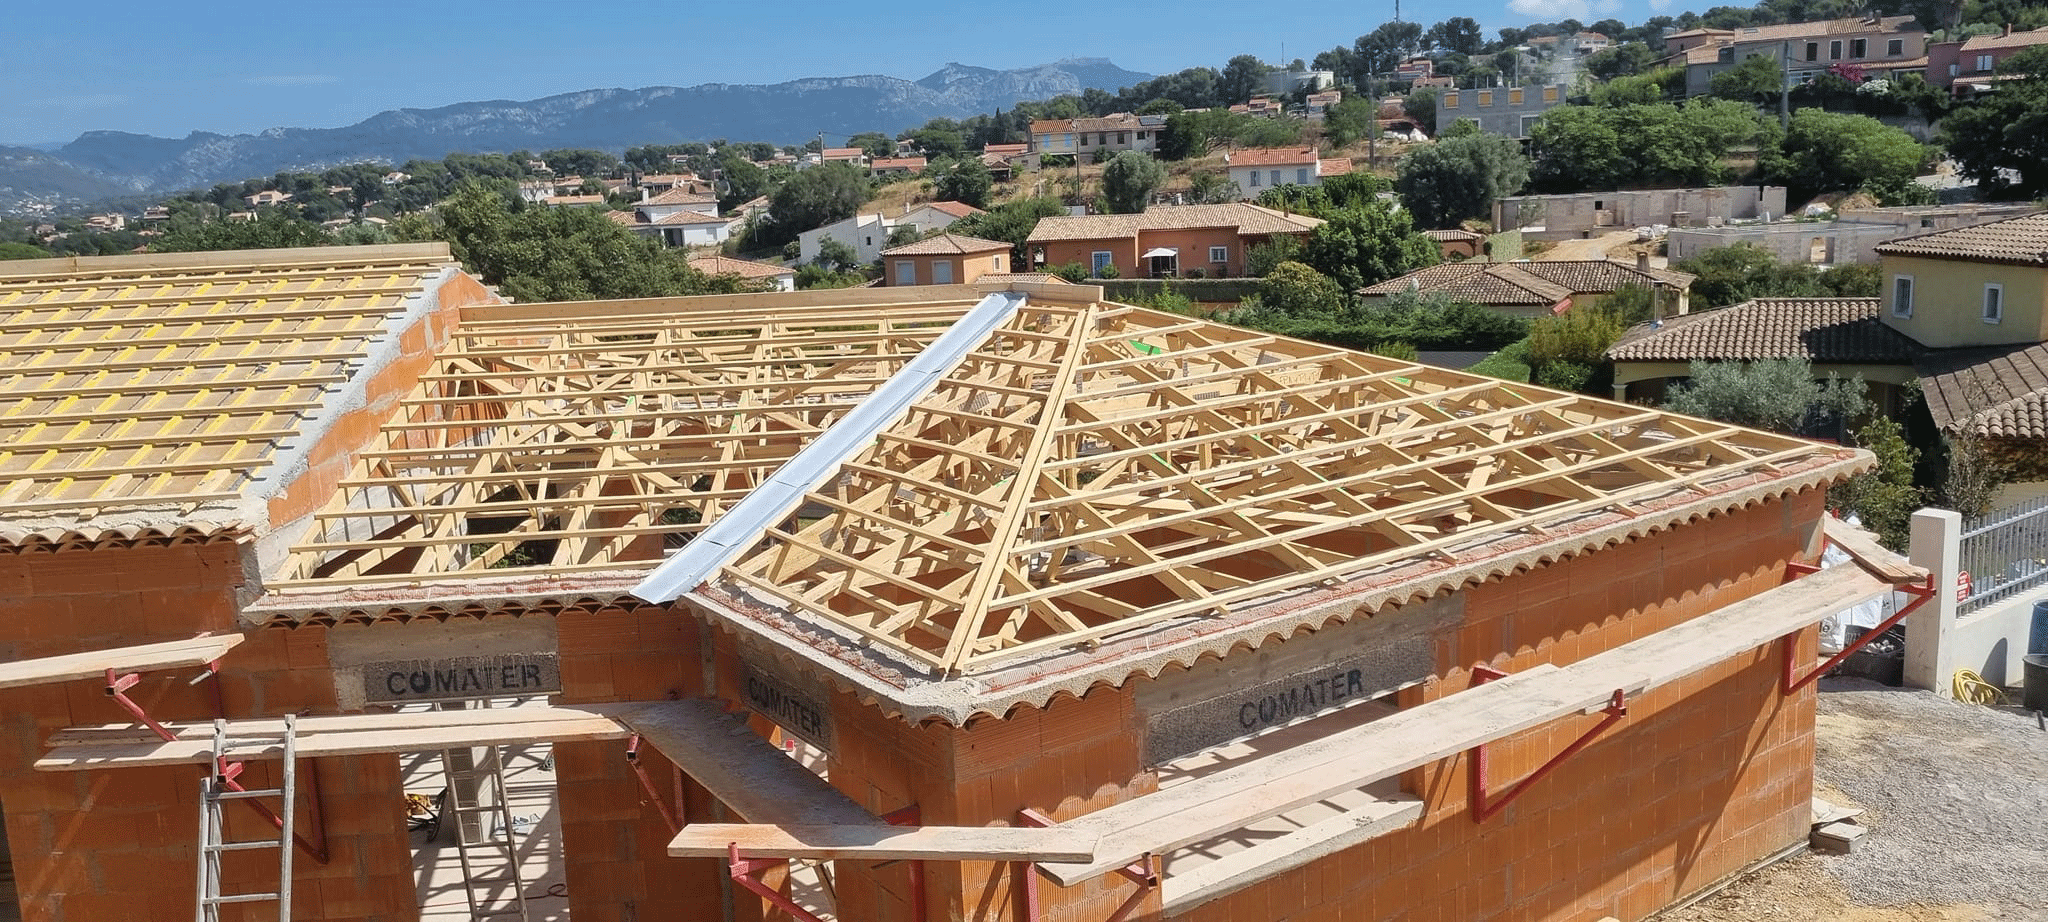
<box><xmin>1779</xmin><ymin>41</ymin><xmax>1792</xmax><ymax>132</ymax></box>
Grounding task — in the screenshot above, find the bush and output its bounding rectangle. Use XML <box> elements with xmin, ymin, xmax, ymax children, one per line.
<box><xmin>1048</xmin><ymin>262</ymin><xmax>1090</xmax><ymax>283</ymax></box>
<box><xmin>1094</xmin><ymin>262</ymin><xmax>1121</xmax><ymax>279</ymax></box>
<box><xmin>1534</xmin><ymin>360</ymin><xmax>1594</xmax><ymax>392</ymax></box>
<box><xmin>1367</xmin><ymin>341</ymin><xmax>1420</xmax><ymax>361</ymax></box>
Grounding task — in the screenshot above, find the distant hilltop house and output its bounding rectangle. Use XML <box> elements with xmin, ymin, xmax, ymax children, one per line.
<box><xmin>1929</xmin><ymin>25</ymin><xmax>2048</xmax><ymax>95</ymax></box>
<box><xmin>243</xmin><ymin>190</ymin><xmax>291</xmax><ymax>207</ymax></box>
<box><xmin>1497</xmin><ymin>186</ymin><xmax>1788</xmax><ymax>241</ymax></box>
<box><xmin>796</xmin><ymin>148</ymin><xmax>868</xmax><ymax>171</ymax></box>
<box><xmin>880</xmin><ymin>233</ymin><xmax>1012</xmax><ymax>286</ymax></box>
<box><xmin>1264</xmin><ymin>67</ymin><xmax>1337</xmax><ymax>95</ymax></box>
<box><xmin>1025</xmin><ymin>203</ymin><xmax>1322</xmax><ymax>279</ymax></box>
<box><xmin>607</xmin><ymin>186</ymin><xmax>735</xmax><ymax>248</ymax></box>
<box><xmin>1669</xmin><ymin>15</ymin><xmax>1929</xmax><ymax>97</ymax></box>
<box><xmin>796</xmin><ymin>201</ymin><xmax>983</xmax><ymax>266</ymax></box>
<box><xmin>1609</xmin><ymin>211</ymin><xmax>2048</xmax><ymax>507</ymax></box>
<box><xmin>870</xmin><ymin>156</ymin><xmax>928</xmax><ymax>178</ymax></box>
<box><xmin>1229</xmin><ymin>96</ymin><xmax>1286</xmax><ymax>119</ymax></box>
<box><xmin>1436</xmin><ymin>83</ymin><xmax>1571</xmax><ymax>139</ymax></box>
<box><xmin>1028</xmin><ymin>113</ymin><xmax>1166</xmax><ymax>157</ymax></box>
<box><xmin>1223</xmin><ymin>147</ymin><xmax>1355</xmax><ymax>198</ymax></box>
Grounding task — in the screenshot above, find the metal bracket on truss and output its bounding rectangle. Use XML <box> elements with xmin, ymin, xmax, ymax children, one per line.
<box><xmin>103</xmin><ymin>661</ymin><xmax>331</xmax><ymax>864</ymax></box>
<box><xmin>1466</xmin><ymin>665</ymin><xmax>1629</xmax><ymax>824</ymax></box>
<box><xmin>1779</xmin><ymin>558</ymin><xmax>1938</xmax><ymax>695</ymax></box>
<box><xmin>1017</xmin><ymin>808</ymin><xmax>1159</xmax><ymax>922</ymax></box>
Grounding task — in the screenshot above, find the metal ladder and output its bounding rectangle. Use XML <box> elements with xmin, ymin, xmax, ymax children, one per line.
<box><xmin>439</xmin><ymin>742</ymin><xmax>529</xmax><ymax>921</ymax></box>
<box><xmin>196</xmin><ymin>714</ymin><xmax>296</xmax><ymax>922</ymax></box>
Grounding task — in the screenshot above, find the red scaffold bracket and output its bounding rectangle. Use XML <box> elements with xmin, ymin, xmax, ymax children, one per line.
<box><xmin>1016</xmin><ymin>808</ymin><xmax>1159</xmax><ymax>922</ymax></box>
<box><xmin>624</xmin><ymin>734</ymin><xmax>682</xmax><ymax>835</ymax></box>
<box><xmin>103</xmin><ymin>662</ymin><xmax>331</xmax><ymax>864</ymax></box>
<box><xmin>1466</xmin><ymin>665</ymin><xmax>1629</xmax><ymax>824</ymax></box>
<box><xmin>1780</xmin><ymin>568</ymin><xmax>1937</xmax><ymax>695</ymax></box>
<box><xmin>726</xmin><ymin>804</ymin><xmax>926</xmax><ymax>922</ymax></box>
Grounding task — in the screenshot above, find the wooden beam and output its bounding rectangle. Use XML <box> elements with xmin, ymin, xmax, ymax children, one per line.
<box><xmin>667</xmin><ymin>823</ymin><xmax>1100</xmax><ymax>862</ymax></box>
<box><xmin>610</xmin><ymin>699</ymin><xmax>878</xmax><ymax>828</ymax></box>
<box><xmin>38</xmin><ymin>713</ymin><xmax>628</xmax><ymax>770</ymax></box>
<box><xmin>0</xmin><ymin>634</ymin><xmax>242</xmax><ymax>691</ymax></box>
<box><xmin>1823</xmin><ymin>517</ymin><xmax>1926</xmax><ymax>584</ymax></box>
<box><xmin>1035</xmin><ymin>563</ymin><xmax>1891</xmax><ymax>885</ymax></box>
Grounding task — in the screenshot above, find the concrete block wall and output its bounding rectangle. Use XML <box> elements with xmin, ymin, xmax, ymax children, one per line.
<box><xmin>0</xmin><ymin>541</ymin><xmax>416</xmax><ymax>922</ymax></box>
<box><xmin>1176</xmin><ymin>490</ymin><xmax>1827</xmax><ymax>922</ymax></box>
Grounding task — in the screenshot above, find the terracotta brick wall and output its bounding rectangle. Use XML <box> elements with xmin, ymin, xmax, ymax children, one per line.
<box><xmin>0</xmin><ymin>541</ymin><xmax>414</xmax><ymax>922</ymax></box>
<box><xmin>552</xmin><ymin>605</ymin><xmax>727</xmax><ymax>922</ymax></box>
<box><xmin>1176</xmin><ymin>491</ymin><xmax>1827</xmax><ymax>922</ymax></box>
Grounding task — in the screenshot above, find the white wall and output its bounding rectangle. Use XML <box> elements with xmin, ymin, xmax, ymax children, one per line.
<box><xmin>1904</xmin><ymin>507</ymin><xmax>2048</xmax><ymax>692</ymax></box>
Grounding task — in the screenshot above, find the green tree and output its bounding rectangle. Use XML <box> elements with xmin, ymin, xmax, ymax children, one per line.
<box><xmin>1586</xmin><ymin>42</ymin><xmax>1659</xmax><ymax>80</ymax></box>
<box><xmin>1664</xmin><ymin>358</ymin><xmax>1870</xmax><ymax>433</ymax></box>
<box><xmin>1299</xmin><ymin>199</ymin><xmax>1440</xmax><ymax>292</ymax></box>
<box><xmin>1355</xmin><ymin>21</ymin><xmax>1425</xmax><ymax>86</ymax></box>
<box><xmin>1529</xmin><ymin>100</ymin><xmax>1768</xmax><ymax>192</ymax></box>
<box><xmin>153</xmin><ymin>212</ymin><xmax>332</xmax><ymax>252</ymax></box>
<box><xmin>1674</xmin><ymin>243</ymin><xmax>1881</xmax><ymax>308</ymax></box>
<box><xmin>537</xmin><ymin>149</ymin><xmax>619</xmax><ymax>178</ymax></box>
<box><xmin>1590</xmin><ymin>67</ymin><xmax>1684</xmax><ymax>106</ymax></box>
<box><xmin>716</xmin><ymin>151</ymin><xmax>772</xmax><ymax>211</ymax></box>
<box><xmin>1425</xmin><ymin>17</ymin><xmax>1485</xmax><ymax>55</ymax></box>
<box><xmin>0</xmin><ymin>242</ymin><xmax>51</xmax><ymax>260</ymax></box>
<box><xmin>1830</xmin><ymin>416</ymin><xmax>1923</xmax><ymax>551</ymax></box>
<box><xmin>765</xmin><ymin>163</ymin><xmax>870</xmax><ymax>243</ymax></box>
<box><xmin>1187</xmin><ymin>171</ymin><xmax>1241</xmax><ymax>204</ymax></box>
<box><xmin>1394</xmin><ymin>132</ymin><xmax>1530</xmax><ymax>229</ymax></box>
<box><xmin>1939</xmin><ymin>46</ymin><xmax>2048</xmax><ymax>199</ymax></box>
<box><xmin>933</xmin><ymin>157</ymin><xmax>993</xmax><ymax>208</ymax></box>
<box><xmin>1101</xmin><ymin>151</ymin><xmax>1167</xmax><ymax>214</ymax></box>
<box><xmin>1710</xmin><ymin>53</ymin><xmax>1786</xmax><ymax>104</ymax></box>
<box><xmin>946</xmin><ymin>196</ymin><xmax>1068</xmax><ymax>266</ymax></box>
<box><xmin>1323</xmin><ymin>96</ymin><xmax>1380</xmax><ymax>147</ymax></box>
<box><xmin>1770</xmin><ymin>110</ymin><xmax>1925</xmax><ymax>201</ymax></box>
<box><xmin>1526</xmin><ymin>305</ymin><xmax>1627</xmax><ymax>393</ymax></box>
<box><xmin>1245</xmin><ymin>235</ymin><xmax>1304</xmax><ymax>277</ymax></box>
<box><xmin>1402</xmin><ymin>89</ymin><xmax>1439</xmax><ymax>137</ymax></box>
<box><xmin>1221</xmin><ymin>55</ymin><xmax>1273</xmax><ymax>105</ymax></box>
<box><xmin>846</xmin><ymin>132</ymin><xmax>896</xmax><ymax>159</ymax></box>
<box><xmin>1252</xmin><ymin>261</ymin><xmax>1346</xmax><ymax>319</ymax></box>
<box><xmin>400</xmin><ymin>183</ymin><xmax>757</xmax><ymax>302</ymax></box>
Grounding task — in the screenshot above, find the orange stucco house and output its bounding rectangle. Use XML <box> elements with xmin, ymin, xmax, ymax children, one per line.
<box><xmin>881</xmin><ymin>233</ymin><xmax>1012</xmax><ymax>286</ymax></box>
<box><xmin>1026</xmin><ymin>203</ymin><xmax>1323</xmax><ymax>279</ymax></box>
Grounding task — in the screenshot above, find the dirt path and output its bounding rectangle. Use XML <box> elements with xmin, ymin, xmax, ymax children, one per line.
<box><xmin>1531</xmin><ymin>230</ymin><xmax>1637</xmax><ymax>261</ymax></box>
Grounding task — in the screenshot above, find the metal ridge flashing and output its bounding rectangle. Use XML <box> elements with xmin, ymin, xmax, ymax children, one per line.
<box><xmin>631</xmin><ymin>290</ymin><xmax>1030</xmax><ymax>603</ymax></box>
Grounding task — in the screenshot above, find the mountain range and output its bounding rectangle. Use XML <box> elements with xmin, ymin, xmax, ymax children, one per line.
<box><xmin>0</xmin><ymin>58</ymin><xmax>1152</xmax><ymax>210</ymax></box>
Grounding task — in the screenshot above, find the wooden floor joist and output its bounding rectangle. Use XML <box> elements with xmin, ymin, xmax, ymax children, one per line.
<box><xmin>0</xmin><ymin>634</ymin><xmax>242</xmax><ymax>691</ymax></box>
<box><xmin>1036</xmin><ymin>563</ymin><xmax>1893</xmax><ymax>886</ymax></box>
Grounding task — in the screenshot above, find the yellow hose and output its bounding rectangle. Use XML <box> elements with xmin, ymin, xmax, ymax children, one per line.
<box><xmin>1953</xmin><ymin>669</ymin><xmax>2008</xmax><ymax>706</ymax></box>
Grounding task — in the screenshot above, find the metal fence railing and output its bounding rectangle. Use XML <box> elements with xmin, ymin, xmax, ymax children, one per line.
<box><xmin>1959</xmin><ymin>495</ymin><xmax>2048</xmax><ymax>615</ymax></box>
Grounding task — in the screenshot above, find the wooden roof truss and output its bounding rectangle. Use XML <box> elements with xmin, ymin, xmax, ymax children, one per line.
<box><xmin>272</xmin><ymin>290</ymin><xmax>1843</xmax><ymax>677</ymax></box>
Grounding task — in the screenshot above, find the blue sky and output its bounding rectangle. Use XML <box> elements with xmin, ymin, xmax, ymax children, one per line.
<box><xmin>0</xmin><ymin>0</ymin><xmax>1657</xmax><ymax>145</ymax></box>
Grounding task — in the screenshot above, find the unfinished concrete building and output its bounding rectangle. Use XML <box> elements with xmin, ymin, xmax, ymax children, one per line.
<box><xmin>0</xmin><ymin>244</ymin><xmax>1929</xmax><ymax>922</ymax></box>
<box><xmin>1497</xmin><ymin>187</ymin><xmax>1788</xmax><ymax>241</ymax></box>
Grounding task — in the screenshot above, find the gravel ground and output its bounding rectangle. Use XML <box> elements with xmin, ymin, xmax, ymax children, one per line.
<box><xmin>1812</xmin><ymin>677</ymin><xmax>2048</xmax><ymax>911</ymax></box>
<box><xmin>1663</xmin><ymin>677</ymin><xmax>2048</xmax><ymax>921</ymax></box>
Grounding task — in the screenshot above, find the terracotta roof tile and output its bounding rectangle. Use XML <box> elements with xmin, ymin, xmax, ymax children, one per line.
<box><xmin>1362</xmin><ymin>260</ymin><xmax>1690</xmax><ymax>303</ymax></box>
<box><xmin>1318</xmin><ymin>158</ymin><xmax>1355</xmax><ymax>176</ymax></box>
<box><xmin>688</xmin><ymin>255</ymin><xmax>794</xmax><ymax>279</ymax></box>
<box><xmin>1230</xmin><ymin>147</ymin><xmax>1319</xmax><ymax>167</ymax></box>
<box><xmin>872</xmin><ymin>157</ymin><xmax>928</xmax><ymax>171</ymax></box>
<box><xmin>1957</xmin><ymin>26</ymin><xmax>2048</xmax><ymax>52</ymax></box>
<box><xmin>651</xmin><ymin>211</ymin><xmax>734</xmax><ymax>226</ymax></box>
<box><xmin>1606</xmin><ymin>297</ymin><xmax>1917</xmax><ymax>363</ymax></box>
<box><xmin>1423</xmin><ymin>229</ymin><xmax>1486</xmax><ymax>241</ymax></box>
<box><xmin>881</xmin><ymin>233</ymin><xmax>1010</xmax><ymax>256</ymax></box>
<box><xmin>1026</xmin><ymin>204</ymin><xmax>1322</xmax><ymax>243</ymax></box>
<box><xmin>1874</xmin><ymin>212</ymin><xmax>2048</xmax><ymax>266</ymax></box>
<box><xmin>639</xmin><ymin>187</ymin><xmax>717</xmax><ymax>207</ymax></box>
<box><xmin>1916</xmin><ymin>340</ymin><xmax>2048</xmax><ymax>439</ymax></box>
<box><xmin>920</xmin><ymin>201</ymin><xmax>983</xmax><ymax>218</ymax></box>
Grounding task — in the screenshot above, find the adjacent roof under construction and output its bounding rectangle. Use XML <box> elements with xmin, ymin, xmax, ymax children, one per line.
<box><xmin>252</xmin><ymin>277</ymin><xmax>1868</xmax><ymax>707</ymax></box>
<box><xmin>0</xmin><ymin>244</ymin><xmax>467</xmax><ymax>544</ymax></box>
